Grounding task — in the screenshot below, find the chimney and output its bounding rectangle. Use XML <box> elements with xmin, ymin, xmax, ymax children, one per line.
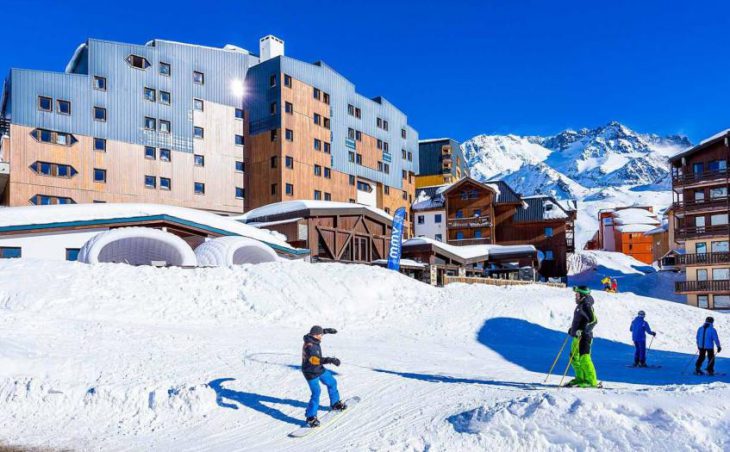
<box><xmin>259</xmin><ymin>35</ymin><xmax>284</xmax><ymax>62</ymax></box>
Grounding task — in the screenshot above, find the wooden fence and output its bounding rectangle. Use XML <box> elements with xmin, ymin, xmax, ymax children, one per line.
<box><xmin>444</xmin><ymin>275</ymin><xmax>566</xmax><ymax>288</ymax></box>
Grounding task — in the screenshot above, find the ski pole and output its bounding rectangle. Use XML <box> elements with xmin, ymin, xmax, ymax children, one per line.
<box><xmin>681</xmin><ymin>349</ymin><xmax>699</xmax><ymax>375</ymax></box>
<box><xmin>647</xmin><ymin>335</ymin><xmax>655</xmax><ymax>354</ymax></box>
<box><xmin>544</xmin><ymin>335</ymin><xmax>570</xmax><ymax>384</ymax></box>
<box><xmin>559</xmin><ymin>343</ymin><xmax>577</xmax><ymax>387</ymax></box>
<box><xmin>707</xmin><ymin>349</ymin><xmax>720</xmax><ymax>370</ymax></box>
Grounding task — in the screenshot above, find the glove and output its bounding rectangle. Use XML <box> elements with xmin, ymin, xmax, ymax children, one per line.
<box><xmin>718</xmin><ymin>347</ymin><xmax>722</xmax><ymax>353</ymax></box>
<box><xmin>323</xmin><ymin>328</ymin><xmax>338</xmax><ymax>334</ymax></box>
<box><xmin>324</xmin><ymin>357</ymin><xmax>341</xmax><ymax>366</ymax></box>
<box><xmin>652</xmin><ymin>332</ymin><xmax>657</xmax><ymax>337</ymax></box>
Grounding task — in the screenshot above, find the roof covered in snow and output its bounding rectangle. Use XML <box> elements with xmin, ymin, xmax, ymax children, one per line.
<box><xmin>613</xmin><ymin>208</ymin><xmax>661</xmax><ymax>226</ymax></box>
<box><xmin>643</xmin><ymin>223</ymin><xmax>669</xmax><ymax>236</ymax></box>
<box><xmin>514</xmin><ymin>195</ymin><xmax>573</xmax><ymax>223</ymax></box>
<box><xmin>0</xmin><ymin>203</ymin><xmax>305</xmax><ymax>255</ymax></box>
<box><xmin>403</xmin><ymin>236</ymin><xmax>537</xmax><ymax>264</ymax></box>
<box><xmin>372</xmin><ymin>258</ymin><xmax>427</xmax><ymax>269</ymax></box>
<box><xmin>237</xmin><ymin>200</ymin><xmax>393</xmax><ymax>224</ymax></box>
<box><xmin>412</xmin><ymin>178</ymin><xmax>523</xmax><ymax>212</ymax></box>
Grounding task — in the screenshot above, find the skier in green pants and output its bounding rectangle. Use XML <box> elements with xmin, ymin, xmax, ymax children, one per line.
<box><xmin>566</xmin><ymin>286</ymin><xmax>599</xmax><ymax>388</ymax></box>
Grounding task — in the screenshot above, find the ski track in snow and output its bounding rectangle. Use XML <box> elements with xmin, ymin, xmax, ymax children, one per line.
<box><xmin>0</xmin><ymin>258</ymin><xmax>728</xmax><ymax>451</ymax></box>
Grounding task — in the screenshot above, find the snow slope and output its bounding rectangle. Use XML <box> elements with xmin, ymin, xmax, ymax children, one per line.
<box><xmin>461</xmin><ymin>121</ymin><xmax>691</xmax><ymax>247</ymax></box>
<box><xmin>0</xmin><ymin>259</ymin><xmax>727</xmax><ymax>451</ymax></box>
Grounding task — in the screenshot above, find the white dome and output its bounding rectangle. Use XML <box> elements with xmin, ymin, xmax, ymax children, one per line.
<box><xmin>195</xmin><ymin>236</ymin><xmax>279</xmax><ymax>267</ymax></box>
<box><xmin>78</xmin><ymin>227</ymin><xmax>197</xmax><ymax>266</ymax></box>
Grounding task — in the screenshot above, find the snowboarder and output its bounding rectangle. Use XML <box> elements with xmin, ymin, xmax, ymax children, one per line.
<box><xmin>696</xmin><ymin>317</ymin><xmax>722</xmax><ymax>376</ymax></box>
<box><xmin>566</xmin><ymin>286</ymin><xmax>599</xmax><ymax>388</ymax></box>
<box><xmin>301</xmin><ymin>325</ymin><xmax>347</xmax><ymax>427</ymax></box>
<box><xmin>629</xmin><ymin>310</ymin><xmax>656</xmax><ymax>367</ymax></box>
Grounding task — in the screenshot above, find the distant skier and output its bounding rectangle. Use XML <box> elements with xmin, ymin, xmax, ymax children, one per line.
<box><xmin>301</xmin><ymin>325</ymin><xmax>347</xmax><ymax>427</ymax></box>
<box><xmin>601</xmin><ymin>277</ymin><xmax>612</xmax><ymax>292</ymax></box>
<box><xmin>566</xmin><ymin>286</ymin><xmax>599</xmax><ymax>388</ymax></box>
<box><xmin>611</xmin><ymin>278</ymin><xmax>618</xmax><ymax>293</ymax></box>
<box><xmin>629</xmin><ymin>310</ymin><xmax>656</xmax><ymax>367</ymax></box>
<box><xmin>696</xmin><ymin>317</ymin><xmax>722</xmax><ymax>376</ymax></box>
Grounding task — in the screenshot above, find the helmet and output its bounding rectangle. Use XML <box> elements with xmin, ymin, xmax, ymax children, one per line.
<box><xmin>706</xmin><ymin>316</ymin><xmax>715</xmax><ymax>324</ymax></box>
<box><xmin>638</xmin><ymin>310</ymin><xmax>646</xmax><ymax>317</ymax></box>
<box><xmin>573</xmin><ymin>286</ymin><xmax>591</xmax><ymax>295</ymax></box>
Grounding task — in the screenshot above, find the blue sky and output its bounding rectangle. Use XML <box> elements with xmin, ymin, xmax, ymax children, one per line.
<box><xmin>3</xmin><ymin>0</ymin><xmax>729</xmax><ymax>143</ymax></box>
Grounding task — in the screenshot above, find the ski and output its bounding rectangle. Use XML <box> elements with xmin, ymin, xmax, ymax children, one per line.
<box><xmin>288</xmin><ymin>396</ymin><xmax>361</xmax><ymax>438</ymax></box>
<box><xmin>695</xmin><ymin>373</ymin><xmax>727</xmax><ymax>377</ymax></box>
<box><xmin>625</xmin><ymin>365</ymin><xmax>662</xmax><ymax>369</ymax></box>
<box><xmin>560</xmin><ymin>382</ymin><xmax>604</xmax><ymax>389</ymax></box>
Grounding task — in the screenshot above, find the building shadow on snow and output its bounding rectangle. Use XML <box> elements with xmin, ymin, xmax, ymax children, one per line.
<box><xmin>208</xmin><ymin>377</ymin><xmax>307</xmax><ymax>426</ymax></box>
<box><xmin>478</xmin><ymin>317</ymin><xmax>730</xmax><ymax>386</ymax></box>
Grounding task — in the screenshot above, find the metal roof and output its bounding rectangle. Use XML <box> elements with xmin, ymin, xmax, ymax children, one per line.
<box><xmin>513</xmin><ymin>195</ymin><xmax>571</xmax><ymax>223</ymax></box>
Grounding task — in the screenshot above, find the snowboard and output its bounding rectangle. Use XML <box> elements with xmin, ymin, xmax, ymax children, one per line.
<box><xmin>288</xmin><ymin>396</ymin><xmax>361</xmax><ymax>438</ymax></box>
<box><xmin>626</xmin><ymin>365</ymin><xmax>662</xmax><ymax>369</ymax></box>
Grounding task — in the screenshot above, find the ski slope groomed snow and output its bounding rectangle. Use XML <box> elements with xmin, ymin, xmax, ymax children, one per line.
<box><xmin>0</xmin><ymin>259</ymin><xmax>728</xmax><ymax>451</ymax></box>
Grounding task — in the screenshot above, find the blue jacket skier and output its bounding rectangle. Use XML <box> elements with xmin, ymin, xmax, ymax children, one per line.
<box><xmin>696</xmin><ymin>317</ymin><xmax>722</xmax><ymax>375</ymax></box>
<box><xmin>302</xmin><ymin>325</ymin><xmax>347</xmax><ymax>427</ymax></box>
<box><xmin>629</xmin><ymin>311</ymin><xmax>656</xmax><ymax>367</ymax></box>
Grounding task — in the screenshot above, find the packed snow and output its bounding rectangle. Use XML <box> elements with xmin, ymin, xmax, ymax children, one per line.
<box><xmin>0</xmin><ymin>258</ymin><xmax>726</xmax><ymax>451</ymax></box>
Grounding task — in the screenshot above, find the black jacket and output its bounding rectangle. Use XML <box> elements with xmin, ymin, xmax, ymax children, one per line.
<box><xmin>569</xmin><ymin>294</ymin><xmax>597</xmax><ymax>337</ymax></box>
<box><xmin>301</xmin><ymin>334</ymin><xmax>330</xmax><ymax>380</ymax></box>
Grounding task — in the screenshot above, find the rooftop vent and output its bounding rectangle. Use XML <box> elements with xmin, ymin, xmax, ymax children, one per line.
<box><xmin>259</xmin><ymin>35</ymin><xmax>284</xmax><ymax>62</ymax></box>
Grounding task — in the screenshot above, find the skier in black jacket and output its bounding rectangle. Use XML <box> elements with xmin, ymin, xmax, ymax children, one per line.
<box><xmin>302</xmin><ymin>325</ymin><xmax>346</xmax><ymax>427</ymax></box>
<box><xmin>566</xmin><ymin>286</ymin><xmax>599</xmax><ymax>387</ymax></box>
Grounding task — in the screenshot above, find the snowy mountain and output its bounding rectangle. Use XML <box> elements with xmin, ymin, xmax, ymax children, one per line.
<box><xmin>462</xmin><ymin>121</ymin><xmax>692</xmax><ymax>247</ymax></box>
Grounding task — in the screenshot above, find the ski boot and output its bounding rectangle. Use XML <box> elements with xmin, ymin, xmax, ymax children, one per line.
<box><xmin>695</xmin><ymin>369</ymin><xmax>705</xmax><ymax>376</ymax></box>
<box><xmin>306</xmin><ymin>416</ymin><xmax>320</xmax><ymax>428</ymax></box>
<box><xmin>331</xmin><ymin>400</ymin><xmax>348</xmax><ymax>411</ymax></box>
<box><xmin>707</xmin><ymin>370</ymin><xmax>715</xmax><ymax>376</ymax></box>
<box><xmin>638</xmin><ymin>363</ymin><xmax>647</xmax><ymax>368</ymax></box>
<box><xmin>563</xmin><ymin>379</ymin><xmax>581</xmax><ymax>387</ymax></box>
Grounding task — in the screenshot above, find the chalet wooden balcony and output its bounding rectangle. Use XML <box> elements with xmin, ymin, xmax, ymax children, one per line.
<box><xmin>677</xmin><ymin>252</ymin><xmax>730</xmax><ymax>266</ymax></box>
<box><xmin>675</xmin><ymin>279</ymin><xmax>730</xmax><ymax>294</ymax></box>
<box><xmin>673</xmin><ymin>197</ymin><xmax>729</xmax><ymax>215</ymax></box>
<box><xmin>448</xmin><ymin>237</ymin><xmax>491</xmax><ymax>246</ymax></box>
<box><xmin>672</xmin><ymin>168</ymin><xmax>728</xmax><ymax>187</ymax></box>
<box><xmin>675</xmin><ymin>224</ymin><xmax>730</xmax><ymax>240</ymax></box>
<box><xmin>447</xmin><ymin>216</ymin><xmax>492</xmax><ymax>229</ymax></box>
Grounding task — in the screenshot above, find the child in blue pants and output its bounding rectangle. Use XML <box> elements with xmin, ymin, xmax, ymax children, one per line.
<box><xmin>301</xmin><ymin>325</ymin><xmax>347</xmax><ymax>427</ymax></box>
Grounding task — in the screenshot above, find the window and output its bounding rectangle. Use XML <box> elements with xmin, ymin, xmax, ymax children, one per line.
<box><xmin>407</xmin><ymin>151</ymin><xmax>413</xmax><ymax>161</ymax></box>
<box><xmin>348</xmin><ymin>152</ymin><xmax>355</xmax><ymax>163</ymax></box>
<box><xmin>402</xmin><ymin>170</ymin><xmax>407</xmax><ymax>180</ymax></box>
<box><xmin>710</xmin><ymin>159</ymin><xmax>728</xmax><ymax>172</ymax></box>
<box><xmin>194</xmin><ymin>155</ymin><xmax>205</xmax><ymax>167</ymax></box>
<box><xmin>314</xmin><ymin>113</ymin><xmax>321</xmax><ymax>125</ymax></box>
<box><xmin>324</xmin><ymin>192</ymin><xmax>332</xmax><ymax>201</ymax></box>
<box><xmin>160</xmin><ymin>149</ymin><xmax>171</xmax><ymax>162</ymax></box>
<box><xmin>323</xmin><ymin>117</ymin><xmax>330</xmax><ymax>129</ymax></box>
<box><xmin>348</xmin><ymin>104</ymin><xmax>355</xmax><ymax>116</ymax></box>
<box><xmin>235</xmin><ymin>161</ymin><xmax>244</xmax><ymax>172</ymax></box>
<box><xmin>417</xmin><ymin>215</ymin><xmax>425</xmax><ymax>225</ymax></box>
<box><xmin>384</xmin><ymin>185</ymin><xmax>390</xmax><ymax>195</ymax></box>
<box><xmin>378</xmin><ymin>161</ymin><xmax>384</xmax><ymax>172</ymax></box>
<box><xmin>712</xmin><ymin>241</ymin><xmax>729</xmax><ymax>253</ymax></box>
<box><xmin>545</xmin><ymin>227</ymin><xmax>554</xmax><ymax>237</ymax></box>
<box><xmin>313</xmin><ymin>87</ymin><xmax>321</xmax><ymax>100</ymax></box>
<box><xmin>285</xmin><ymin>102</ymin><xmax>293</xmax><ymax>114</ymax></box>
<box><xmin>194</xmin><ymin>182</ymin><xmax>205</xmax><ymax>195</ymax></box>
<box><xmin>383</xmin><ymin>120</ymin><xmax>389</xmax><ymax>131</ymax></box>
<box><xmin>38</xmin><ymin>96</ymin><xmax>52</xmax><ymax>112</ymax></box>
<box><xmin>324</xmin><ymin>167</ymin><xmax>331</xmax><ymax>179</ymax></box>
<box><xmin>194</xmin><ymin>126</ymin><xmax>204</xmax><ymax>139</ymax></box>
<box><xmin>713</xmin><ymin>268</ymin><xmax>730</xmax><ymax>281</ymax></box>
<box><xmin>286</xmin><ymin>183</ymin><xmax>294</xmax><ymax>196</ymax></box>
<box><xmin>236</xmin><ymin>187</ymin><xmax>245</xmax><ymax>199</ymax></box>
<box><xmin>356</xmin><ymin>154</ymin><xmax>362</xmax><ymax>165</ymax></box>
<box><xmin>383</xmin><ymin>142</ymin><xmax>389</xmax><ymax>153</ymax></box>
<box><xmin>194</xmin><ymin>99</ymin><xmax>204</xmax><ymax>111</ymax></box>
<box><xmin>285</xmin><ymin>156</ymin><xmax>294</xmax><ymax>169</ymax></box>
<box><xmin>712</xmin><ymin>214</ymin><xmax>729</xmax><ymax>225</ymax></box>
<box><xmin>695</xmin><ymin>191</ymin><xmax>705</xmax><ymax>202</ymax></box>
<box><xmin>285</xmin><ymin>129</ymin><xmax>294</xmax><ymax>141</ymax></box>
<box><xmin>473</xmin><ymin>209</ymin><xmax>481</xmax><ymax>217</ymax></box>
<box><xmin>271</xmin><ymin>183</ymin><xmax>277</xmax><ymax>195</ymax></box>
<box><xmin>144</xmin><ymin>175</ymin><xmax>156</xmax><ymax>188</ymax></box>
<box><xmin>402</xmin><ymin>128</ymin><xmax>407</xmax><ymax>139</ymax></box>
<box><xmin>698</xmin><ymin>295</ymin><xmax>709</xmax><ymax>309</ymax></box>
<box><xmin>144</xmin><ymin>117</ymin><xmax>156</xmax><ymax>130</ymax></box>
<box><xmin>323</xmin><ymin>92</ymin><xmax>330</xmax><ymax>105</ymax></box>
<box><xmin>545</xmin><ymin>250</ymin><xmax>554</xmax><ymax>260</ymax></box>
<box><xmin>284</xmin><ymin>74</ymin><xmax>292</xmax><ymax>87</ymax></box>
<box><xmin>0</xmin><ymin>247</ymin><xmax>21</xmax><ymax>259</ymax></box>
<box><xmin>385</xmin><ymin>208</ymin><xmax>391</xmax><ymax>214</ymax></box>
<box><xmin>235</xmin><ymin>108</ymin><xmax>244</xmax><ymax>119</ymax></box>
<box><xmin>355</xmin><ymin>107</ymin><xmax>361</xmax><ymax>118</ymax></box>
<box><xmin>91</xmin><ymin>106</ymin><xmax>105</xmax><ymax>122</ymax></box>
<box><xmin>402</xmin><ymin>149</ymin><xmax>407</xmax><ymax>159</ymax></box>
<box><xmin>715</xmin><ymin>295</ymin><xmax>730</xmax><ymax>309</ymax></box>
<box><xmin>94</xmin><ymin>76</ymin><xmax>107</xmax><ymax>91</ymax></box>
<box><xmin>314</xmin><ymin>190</ymin><xmax>322</xmax><ymax>200</ymax></box>
<box><xmin>30</xmin><ymin>195</ymin><xmax>75</xmax><ymax>205</ymax></box>
<box><xmin>126</xmin><ymin>54</ymin><xmax>150</xmax><ymax>69</ymax></box>
<box><xmin>93</xmin><ymin>168</ymin><xmax>107</xmax><ymax>183</ymax></box>
<box><xmin>349</xmin><ymin>175</ymin><xmax>356</xmax><ymax>186</ymax></box>
<box><xmin>377</xmin><ymin>117</ymin><xmax>383</xmax><ymax>128</ymax></box>
<box><xmin>94</xmin><ymin>138</ymin><xmax>106</xmax><ymax>152</ymax></box>
<box><xmin>402</xmin><ymin>191</ymin><xmax>408</xmax><ymax>200</ymax></box>
<box><xmin>269</xmin><ymin>74</ymin><xmax>277</xmax><ymax>87</ymax></box>
<box><xmin>696</xmin><ymin>242</ymin><xmax>707</xmax><ymax>254</ymax></box>
<box><xmin>159</xmin><ymin>62</ymin><xmax>171</xmax><ymax>76</ymax></box>
<box><xmin>314</xmin><ymin>139</ymin><xmax>322</xmax><ymax>151</ymax></box>
<box><xmin>697</xmin><ymin>269</ymin><xmax>708</xmax><ymax>281</ymax></box>
<box><xmin>456</xmin><ymin>209</ymin><xmax>464</xmax><ymax>219</ymax></box>
<box><xmin>693</xmin><ymin>162</ymin><xmax>704</xmax><ymax>174</ymax></box>
<box><xmin>435</xmin><ymin>214</ymin><xmax>442</xmax><ymax>223</ymax></box>
<box><xmin>314</xmin><ymin>165</ymin><xmax>322</xmax><ymax>176</ymax></box>
<box><xmin>355</xmin><ymin>130</ymin><xmax>362</xmax><ymax>141</ymax></box>
<box><xmin>435</xmin><ymin>233</ymin><xmax>443</xmax><ymax>242</ymax></box>
<box><xmin>711</xmin><ymin>187</ymin><xmax>728</xmax><ymax>199</ymax></box>
<box><xmin>270</xmin><ymin>156</ymin><xmax>278</xmax><ymax>168</ymax></box>
<box><xmin>324</xmin><ymin>142</ymin><xmax>331</xmax><ymax>154</ymax></box>
<box><xmin>475</xmin><ymin>230</ymin><xmax>482</xmax><ymax>239</ymax></box>
<box><xmin>270</xmin><ymin>129</ymin><xmax>278</xmax><ymax>141</ymax></box>
<box><xmin>235</xmin><ymin>135</ymin><xmax>244</xmax><ymax>146</ymax></box>
<box><xmin>30</xmin><ymin>161</ymin><xmax>77</xmax><ymax>178</ymax></box>
<box><xmin>57</xmin><ymin>100</ymin><xmax>71</xmax><ymax>115</ymax></box>
<box><xmin>456</xmin><ymin>231</ymin><xmax>464</xmax><ymax>240</ymax></box>
<box><xmin>193</xmin><ymin>71</ymin><xmax>205</xmax><ymax>85</ymax></box>
<box><xmin>66</xmin><ymin>248</ymin><xmax>80</xmax><ymax>261</ymax></box>
<box><xmin>160</xmin><ymin>177</ymin><xmax>171</xmax><ymax>191</ymax></box>
<box><xmin>160</xmin><ymin>91</ymin><xmax>171</xmax><ymax>105</ymax></box>
<box><xmin>384</xmin><ymin>163</ymin><xmax>390</xmax><ymax>174</ymax></box>
<box><xmin>145</xmin><ymin>146</ymin><xmax>156</xmax><ymax>159</ymax></box>
<box><xmin>144</xmin><ymin>87</ymin><xmax>156</xmax><ymax>102</ymax></box>
<box><xmin>348</xmin><ymin>128</ymin><xmax>355</xmax><ymax>139</ymax></box>
<box><xmin>270</xmin><ymin>102</ymin><xmax>277</xmax><ymax>114</ymax></box>
<box><xmin>159</xmin><ymin>120</ymin><xmax>171</xmax><ymax>134</ymax></box>
<box><xmin>30</xmin><ymin>128</ymin><xmax>77</xmax><ymax>146</ymax></box>
<box><xmin>377</xmin><ymin>139</ymin><xmax>383</xmax><ymax>150</ymax></box>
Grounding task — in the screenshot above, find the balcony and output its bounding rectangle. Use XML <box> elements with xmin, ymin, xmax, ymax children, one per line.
<box><xmin>675</xmin><ymin>279</ymin><xmax>730</xmax><ymax>293</ymax></box>
<box><xmin>447</xmin><ymin>216</ymin><xmax>492</xmax><ymax>229</ymax></box>
<box><xmin>448</xmin><ymin>237</ymin><xmax>491</xmax><ymax>246</ymax></box>
<box><xmin>673</xmin><ymin>197</ymin><xmax>729</xmax><ymax>216</ymax></box>
<box><xmin>0</xmin><ymin>116</ymin><xmax>9</xmax><ymax>137</ymax></box>
<box><xmin>677</xmin><ymin>252</ymin><xmax>730</xmax><ymax>266</ymax></box>
<box><xmin>672</xmin><ymin>168</ymin><xmax>728</xmax><ymax>188</ymax></box>
<box><xmin>675</xmin><ymin>224</ymin><xmax>730</xmax><ymax>240</ymax></box>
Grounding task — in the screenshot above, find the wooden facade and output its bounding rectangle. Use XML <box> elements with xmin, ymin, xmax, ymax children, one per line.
<box><xmin>443</xmin><ymin>178</ymin><xmax>496</xmax><ymax>245</ymax></box>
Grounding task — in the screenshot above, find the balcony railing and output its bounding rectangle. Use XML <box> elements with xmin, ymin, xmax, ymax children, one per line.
<box><xmin>672</xmin><ymin>168</ymin><xmax>729</xmax><ymax>186</ymax></box>
<box><xmin>448</xmin><ymin>238</ymin><xmax>491</xmax><ymax>246</ymax></box>
<box><xmin>447</xmin><ymin>216</ymin><xmax>492</xmax><ymax>229</ymax></box>
<box><xmin>673</xmin><ymin>197</ymin><xmax>729</xmax><ymax>213</ymax></box>
<box><xmin>676</xmin><ymin>279</ymin><xmax>730</xmax><ymax>293</ymax></box>
<box><xmin>677</xmin><ymin>252</ymin><xmax>730</xmax><ymax>266</ymax></box>
<box><xmin>676</xmin><ymin>224</ymin><xmax>730</xmax><ymax>239</ymax></box>
<box><xmin>0</xmin><ymin>116</ymin><xmax>9</xmax><ymax>137</ymax></box>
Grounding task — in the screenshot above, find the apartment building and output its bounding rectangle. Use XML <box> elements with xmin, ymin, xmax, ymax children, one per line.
<box><xmin>597</xmin><ymin>207</ymin><xmax>660</xmax><ymax>264</ymax></box>
<box><xmin>0</xmin><ymin>35</ymin><xmax>418</xmax><ymax>220</ymax></box>
<box><xmin>416</xmin><ymin>138</ymin><xmax>468</xmax><ymax>188</ymax></box>
<box><xmin>669</xmin><ymin>131</ymin><xmax>730</xmax><ymax>309</ymax></box>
